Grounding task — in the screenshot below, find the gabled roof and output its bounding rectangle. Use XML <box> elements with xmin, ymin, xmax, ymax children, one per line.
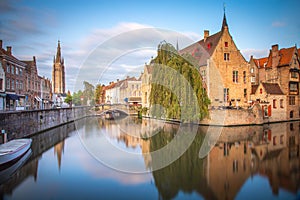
<box><xmin>261</xmin><ymin>83</ymin><xmax>284</xmax><ymax>95</ymax></box>
<box><xmin>253</xmin><ymin>57</ymin><xmax>268</xmax><ymax>68</ymax></box>
<box><xmin>179</xmin><ymin>14</ymin><xmax>229</xmax><ymax>67</ymax></box>
<box><xmin>179</xmin><ymin>31</ymin><xmax>222</xmax><ymax>66</ymax></box>
<box><xmin>266</xmin><ymin>46</ymin><xmax>296</xmax><ymax>68</ymax></box>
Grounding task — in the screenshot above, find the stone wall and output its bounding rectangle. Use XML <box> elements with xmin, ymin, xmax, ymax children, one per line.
<box><xmin>0</xmin><ymin>106</ymin><xmax>90</xmax><ymax>141</ymax></box>
<box><xmin>199</xmin><ymin>103</ymin><xmax>264</xmax><ymax>126</ymax></box>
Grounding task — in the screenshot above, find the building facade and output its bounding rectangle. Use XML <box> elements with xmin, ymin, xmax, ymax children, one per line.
<box><xmin>22</xmin><ymin>56</ymin><xmax>41</xmax><ymax>110</ymax></box>
<box><xmin>250</xmin><ymin>44</ymin><xmax>300</xmax><ymax>122</ymax></box>
<box><xmin>40</xmin><ymin>76</ymin><xmax>52</xmax><ymax>109</ymax></box>
<box><xmin>0</xmin><ymin>41</ymin><xmax>27</xmax><ymax>111</ymax></box>
<box><xmin>180</xmin><ymin>13</ymin><xmax>250</xmax><ymax>108</ymax></box>
<box><xmin>52</xmin><ymin>40</ymin><xmax>65</xmax><ymax>95</ymax></box>
<box><xmin>141</xmin><ymin>64</ymin><xmax>153</xmax><ymax>109</ymax></box>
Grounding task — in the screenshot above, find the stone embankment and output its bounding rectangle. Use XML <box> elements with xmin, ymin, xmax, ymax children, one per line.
<box><xmin>0</xmin><ymin>106</ymin><xmax>90</xmax><ymax>142</ymax></box>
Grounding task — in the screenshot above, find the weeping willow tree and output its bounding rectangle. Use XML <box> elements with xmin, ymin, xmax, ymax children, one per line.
<box><xmin>149</xmin><ymin>41</ymin><xmax>210</xmax><ymax>122</ymax></box>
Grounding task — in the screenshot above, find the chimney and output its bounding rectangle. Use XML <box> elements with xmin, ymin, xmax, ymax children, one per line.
<box><xmin>204</xmin><ymin>30</ymin><xmax>209</xmax><ymax>40</ymax></box>
<box><xmin>6</xmin><ymin>46</ymin><xmax>12</xmax><ymax>55</ymax></box>
<box><xmin>117</xmin><ymin>79</ymin><xmax>119</xmax><ymax>82</ymax></box>
<box><xmin>271</xmin><ymin>44</ymin><xmax>279</xmax><ymax>67</ymax></box>
<box><xmin>33</xmin><ymin>56</ymin><xmax>36</xmax><ymax>63</ymax></box>
<box><xmin>272</xmin><ymin>44</ymin><xmax>278</xmax><ymax>55</ymax></box>
<box><xmin>0</xmin><ymin>40</ymin><xmax>2</xmax><ymax>49</ymax></box>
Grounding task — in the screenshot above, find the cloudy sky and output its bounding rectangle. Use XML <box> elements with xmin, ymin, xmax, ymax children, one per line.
<box><xmin>1</xmin><ymin>0</ymin><xmax>299</xmax><ymax>92</ymax></box>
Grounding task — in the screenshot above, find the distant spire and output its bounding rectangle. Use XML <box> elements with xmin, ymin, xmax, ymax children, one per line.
<box><xmin>176</xmin><ymin>39</ymin><xmax>179</xmax><ymax>51</ymax></box>
<box><xmin>55</xmin><ymin>40</ymin><xmax>61</xmax><ymax>63</ymax></box>
<box><xmin>222</xmin><ymin>3</ymin><xmax>228</xmax><ymax>30</ymax></box>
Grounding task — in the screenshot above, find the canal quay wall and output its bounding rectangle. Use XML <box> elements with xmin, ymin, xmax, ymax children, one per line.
<box><xmin>0</xmin><ymin>106</ymin><xmax>90</xmax><ymax>142</ymax></box>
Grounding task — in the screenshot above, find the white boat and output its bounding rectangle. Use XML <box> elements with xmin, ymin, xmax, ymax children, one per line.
<box><xmin>0</xmin><ymin>138</ymin><xmax>32</xmax><ymax>165</ymax></box>
<box><xmin>0</xmin><ymin>148</ymin><xmax>32</xmax><ymax>185</ymax></box>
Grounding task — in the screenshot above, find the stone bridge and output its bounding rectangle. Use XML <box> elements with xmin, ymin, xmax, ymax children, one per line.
<box><xmin>94</xmin><ymin>104</ymin><xmax>138</xmax><ymax>116</ymax></box>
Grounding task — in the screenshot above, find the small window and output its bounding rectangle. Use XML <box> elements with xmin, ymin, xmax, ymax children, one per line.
<box><xmin>273</xmin><ymin>99</ymin><xmax>277</xmax><ymax>108</ymax></box>
<box><xmin>291</xmin><ymin>71</ymin><xmax>298</xmax><ymax>78</ymax></box>
<box><xmin>225</xmin><ymin>42</ymin><xmax>228</xmax><ymax>47</ymax></box>
<box><xmin>11</xmin><ymin>79</ymin><xmax>14</xmax><ymax>90</ymax></box>
<box><xmin>6</xmin><ymin>63</ymin><xmax>10</xmax><ymax>73</ymax></box>
<box><xmin>260</xmin><ymin>88</ymin><xmax>263</xmax><ymax>94</ymax></box>
<box><xmin>244</xmin><ymin>89</ymin><xmax>247</xmax><ymax>98</ymax></box>
<box><xmin>250</xmin><ymin>68</ymin><xmax>254</xmax><ymax>73</ymax></box>
<box><xmin>233</xmin><ymin>71</ymin><xmax>238</xmax><ymax>83</ymax></box>
<box><xmin>280</xmin><ymin>99</ymin><xmax>284</xmax><ymax>108</ymax></box>
<box><xmin>289</xmin><ymin>96</ymin><xmax>295</xmax><ymax>105</ymax></box>
<box><xmin>224</xmin><ymin>53</ymin><xmax>230</xmax><ymax>61</ymax></box>
<box><xmin>243</xmin><ymin>71</ymin><xmax>246</xmax><ymax>83</ymax></box>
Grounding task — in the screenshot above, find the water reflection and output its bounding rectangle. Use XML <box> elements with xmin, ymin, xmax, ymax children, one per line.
<box><xmin>0</xmin><ymin>117</ymin><xmax>299</xmax><ymax>200</ymax></box>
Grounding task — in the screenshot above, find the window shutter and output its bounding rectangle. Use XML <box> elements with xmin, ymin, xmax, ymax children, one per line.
<box><xmin>268</xmin><ymin>105</ymin><xmax>272</xmax><ymax>116</ymax></box>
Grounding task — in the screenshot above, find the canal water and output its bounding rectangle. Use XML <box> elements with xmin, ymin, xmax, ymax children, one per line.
<box><xmin>0</xmin><ymin>116</ymin><xmax>299</xmax><ymax>200</ymax></box>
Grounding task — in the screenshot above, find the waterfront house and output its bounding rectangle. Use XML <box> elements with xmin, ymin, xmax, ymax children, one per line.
<box><xmin>180</xmin><ymin>13</ymin><xmax>250</xmax><ymax>108</ymax></box>
<box><xmin>119</xmin><ymin>76</ymin><xmax>142</xmax><ymax>106</ymax></box>
<box><xmin>250</xmin><ymin>82</ymin><xmax>286</xmax><ymax>122</ymax></box>
<box><xmin>250</xmin><ymin>45</ymin><xmax>300</xmax><ymax>121</ymax></box>
<box><xmin>141</xmin><ymin>64</ymin><xmax>153</xmax><ymax>109</ymax></box>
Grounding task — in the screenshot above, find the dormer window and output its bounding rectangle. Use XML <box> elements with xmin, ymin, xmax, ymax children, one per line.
<box><xmin>225</xmin><ymin>42</ymin><xmax>228</xmax><ymax>47</ymax></box>
<box><xmin>250</xmin><ymin>67</ymin><xmax>254</xmax><ymax>73</ymax></box>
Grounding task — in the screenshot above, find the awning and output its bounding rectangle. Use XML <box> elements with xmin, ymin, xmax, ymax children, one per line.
<box><xmin>6</xmin><ymin>93</ymin><xmax>19</xmax><ymax>100</ymax></box>
<box><xmin>35</xmin><ymin>96</ymin><xmax>42</xmax><ymax>101</ymax></box>
<box><xmin>0</xmin><ymin>93</ymin><xmax>6</xmax><ymax>97</ymax></box>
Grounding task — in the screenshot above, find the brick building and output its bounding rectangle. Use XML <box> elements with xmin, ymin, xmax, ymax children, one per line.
<box><xmin>180</xmin><ymin>13</ymin><xmax>250</xmax><ymax>107</ymax></box>
<box><xmin>22</xmin><ymin>56</ymin><xmax>41</xmax><ymax>109</ymax></box>
<box><xmin>0</xmin><ymin>40</ymin><xmax>27</xmax><ymax>111</ymax></box>
<box><xmin>250</xmin><ymin>44</ymin><xmax>300</xmax><ymax>122</ymax></box>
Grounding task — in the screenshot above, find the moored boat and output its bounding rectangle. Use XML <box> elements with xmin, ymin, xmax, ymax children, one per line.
<box><xmin>0</xmin><ymin>138</ymin><xmax>32</xmax><ymax>165</ymax></box>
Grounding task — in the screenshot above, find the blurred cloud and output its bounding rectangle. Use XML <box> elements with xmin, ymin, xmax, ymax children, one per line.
<box><xmin>272</xmin><ymin>21</ymin><xmax>286</xmax><ymax>28</ymax></box>
<box><xmin>241</xmin><ymin>48</ymin><xmax>269</xmax><ymax>61</ymax></box>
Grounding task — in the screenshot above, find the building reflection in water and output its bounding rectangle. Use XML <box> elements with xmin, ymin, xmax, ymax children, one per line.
<box><xmin>98</xmin><ymin>118</ymin><xmax>300</xmax><ymax>200</ymax></box>
<box><xmin>0</xmin><ymin>117</ymin><xmax>299</xmax><ymax>200</ymax></box>
<box><xmin>0</xmin><ymin>122</ymin><xmax>75</xmax><ymax>199</ymax></box>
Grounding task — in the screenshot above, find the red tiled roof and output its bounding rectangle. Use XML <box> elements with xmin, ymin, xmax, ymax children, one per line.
<box><xmin>266</xmin><ymin>46</ymin><xmax>296</xmax><ymax>68</ymax></box>
<box><xmin>253</xmin><ymin>57</ymin><xmax>268</xmax><ymax>68</ymax></box>
<box><xmin>262</xmin><ymin>83</ymin><xmax>284</xmax><ymax>95</ymax></box>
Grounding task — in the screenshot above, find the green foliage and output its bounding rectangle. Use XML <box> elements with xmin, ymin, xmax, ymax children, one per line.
<box><xmin>149</xmin><ymin>42</ymin><xmax>210</xmax><ymax>122</ymax></box>
<box><xmin>72</xmin><ymin>90</ymin><xmax>83</xmax><ymax>106</ymax></box>
<box><xmin>94</xmin><ymin>84</ymin><xmax>103</xmax><ymax>105</ymax></box>
<box><xmin>64</xmin><ymin>92</ymin><xmax>72</xmax><ymax>104</ymax></box>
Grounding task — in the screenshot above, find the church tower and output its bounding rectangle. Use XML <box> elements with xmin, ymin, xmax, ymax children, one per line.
<box><xmin>52</xmin><ymin>40</ymin><xmax>65</xmax><ymax>94</ymax></box>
